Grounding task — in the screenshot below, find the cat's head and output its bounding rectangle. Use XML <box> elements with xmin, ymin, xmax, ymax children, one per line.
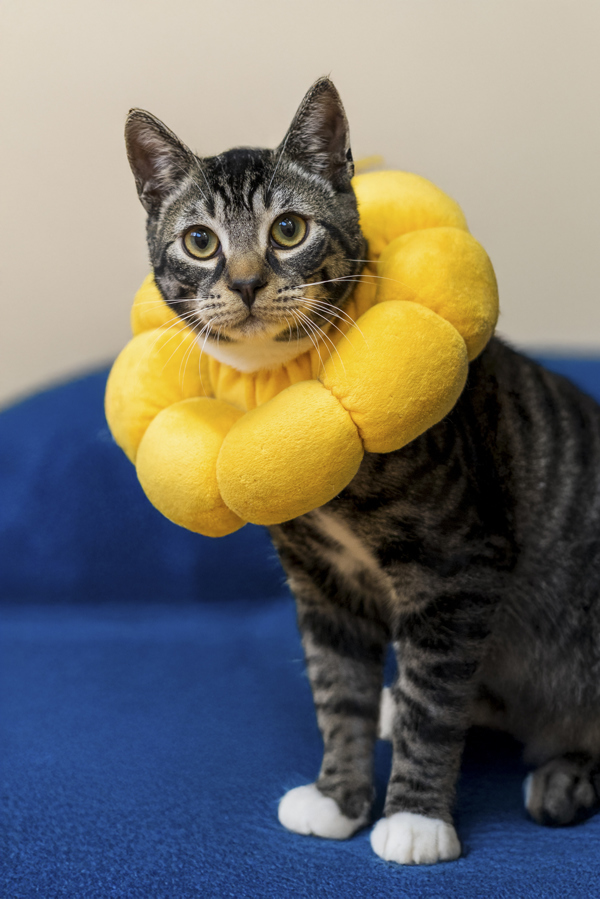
<box><xmin>125</xmin><ymin>78</ymin><xmax>366</xmax><ymax>372</ymax></box>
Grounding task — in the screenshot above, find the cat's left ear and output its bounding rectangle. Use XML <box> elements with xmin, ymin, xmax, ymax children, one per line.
<box><xmin>278</xmin><ymin>77</ymin><xmax>354</xmax><ymax>188</ymax></box>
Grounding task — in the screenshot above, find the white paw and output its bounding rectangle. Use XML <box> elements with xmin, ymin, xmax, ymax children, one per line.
<box><xmin>378</xmin><ymin>686</ymin><xmax>395</xmax><ymax>741</ymax></box>
<box><xmin>278</xmin><ymin>783</ymin><xmax>368</xmax><ymax>840</ymax></box>
<box><xmin>370</xmin><ymin>812</ymin><xmax>461</xmax><ymax>865</ymax></box>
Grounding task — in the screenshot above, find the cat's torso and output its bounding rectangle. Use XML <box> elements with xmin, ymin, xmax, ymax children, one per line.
<box><xmin>270</xmin><ymin>337</ymin><xmax>600</xmax><ymax>762</ymax></box>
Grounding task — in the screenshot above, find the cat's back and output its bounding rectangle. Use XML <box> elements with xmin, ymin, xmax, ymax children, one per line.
<box><xmin>466</xmin><ymin>337</ymin><xmax>600</xmax><ymax>552</ymax></box>
<box><xmin>464</xmin><ymin>340</ymin><xmax>600</xmax><ymax>735</ymax></box>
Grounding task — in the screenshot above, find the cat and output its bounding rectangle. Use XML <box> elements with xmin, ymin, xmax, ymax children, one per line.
<box><xmin>124</xmin><ymin>77</ymin><xmax>600</xmax><ymax>865</ymax></box>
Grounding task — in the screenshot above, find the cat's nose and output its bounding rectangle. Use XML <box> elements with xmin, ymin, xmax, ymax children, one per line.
<box><xmin>229</xmin><ymin>276</ymin><xmax>266</xmax><ymax>310</ymax></box>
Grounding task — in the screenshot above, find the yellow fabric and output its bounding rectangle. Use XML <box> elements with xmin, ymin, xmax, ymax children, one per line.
<box><xmin>104</xmin><ymin>325</ymin><xmax>211</xmax><ymax>463</ymax></box>
<box><xmin>130</xmin><ymin>272</ymin><xmax>178</xmax><ymax>335</ymax></box>
<box><xmin>376</xmin><ymin>228</ymin><xmax>498</xmax><ymax>361</ymax></box>
<box><xmin>352</xmin><ymin>170</ymin><xmax>468</xmax><ymax>260</ymax></box>
<box><xmin>218</xmin><ymin>381</ymin><xmax>364</xmax><ymax>525</ymax></box>
<box><xmin>105</xmin><ymin>170</ymin><xmax>499</xmax><ymax>536</ymax></box>
<box><xmin>320</xmin><ymin>301</ymin><xmax>468</xmax><ymax>454</ymax></box>
<box><xmin>136</xmin><ymin>398</ymin><xmax>245</xmax><ymax>537</ymax></box>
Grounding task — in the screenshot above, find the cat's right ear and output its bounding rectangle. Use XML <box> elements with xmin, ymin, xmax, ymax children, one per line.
<box><xmin>125</xmin><ymin>109</ymin><xmax>195</xmax><ymax>214</ymax></box>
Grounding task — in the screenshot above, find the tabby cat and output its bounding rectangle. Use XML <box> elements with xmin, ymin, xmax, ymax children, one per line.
<box><xmin>124</xmin><ymin>78</ymin><xmax>600</xmax><ymax>865</ymax></box>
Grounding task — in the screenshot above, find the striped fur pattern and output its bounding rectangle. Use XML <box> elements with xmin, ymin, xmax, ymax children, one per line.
<box><xmin>126</xmin><ymin>79</ymin><xmax>600</xmax><ymax>862</ymax></box>
<box><xmin>271</xmin><ymin>340</ymin><xmax>600</xmax><ymax>839</ymax></box>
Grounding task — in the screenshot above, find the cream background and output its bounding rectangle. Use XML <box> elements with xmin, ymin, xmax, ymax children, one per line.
<box><xmin>1</xmin><ymin>0</ymin><xmax>599</xmax><ymax>407</ymax></box>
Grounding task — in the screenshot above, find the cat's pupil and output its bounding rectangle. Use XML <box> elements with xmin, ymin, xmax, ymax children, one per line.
<box><xmin>279</xmin><ymin>218</ymin><xmax>296</xmax><ymax>239</ymax></box>
<box><xmin>191</xmin><ymin>230</ymin><xmax>210</xmax><ymax>250</ymax></box>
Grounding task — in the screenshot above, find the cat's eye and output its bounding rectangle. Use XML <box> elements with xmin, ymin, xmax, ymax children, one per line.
<box><xmin>270</xmin><ymin>213</ymin><xmax>307</xmax><ymax>249</ymax></box>
<box><xmin>183</xmin><ymin>226</ymin><xmax>220</xmax><ymax>260</ymax></box>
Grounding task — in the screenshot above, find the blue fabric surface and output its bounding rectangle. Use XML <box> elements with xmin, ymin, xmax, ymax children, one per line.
<box><xmin>0</xmin><ymin>371</ymin><xmax>282</xmax><ymax>605</ymax></box>
<box><xmin>2</xmin><ymin>356</ymin><xmax>600</xmax><ymax>897</ymax></box>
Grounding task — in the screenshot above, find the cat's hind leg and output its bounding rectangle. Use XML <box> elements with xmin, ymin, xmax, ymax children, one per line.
<box><xmin>524</xmin><ymin>753</ymin><xmax>600</xmax><ymax>826</ymax></box>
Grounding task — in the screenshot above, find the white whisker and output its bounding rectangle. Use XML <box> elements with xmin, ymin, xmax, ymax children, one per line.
<box><xmin>133</xmin><ymin>298</ymin><xmax>205</xmax><ymax>307</ymax></box>
<box><xmin>290</xmin><ymin>309</ymin><xmax>325</xmax><ymax>372</ymax></box>
<box><xmin>178</xmin><ymin>324</ymin><xmax>200</xmax><ymax>388</ymax></box>
<box><xmin>154</xmin><ymin>329</ymin><xmax>189</xmax><ymax>376</ymax></box>
<box><xmin>152</xmin><ymin>311</ymin><xmax>204</xmax><ymax>377</ymax></box>
<box><xmin>198</xmin><ymin>320</ymin><xmax>214</xmax><ymax>372</ymax></box>
<box><xmin>301</xmin><ymin>311</ymin><xmax>342</xmax><ymax>372</ymax></box>
<box><xmin>160</xmin><ymin>320</ymin><xmax>199</xmax><ymax>374</ymax></box>
<box><xmin>133</xmin><ymin>313</ymin><xmax>196</xmax><ymax>377</ymax></box>
<box><xmin>294</xmin><ymin>308</ymin><xmax>346</xmax><ymax>375</ymax></box>
<box><xmin>289</xmin><ymin>295</ymin><xmax>369</xmax><ymax>346</ymax></box>
<box><xmin>291</xmin><ymin>270</ymin><xmax>423</xmax><ymax>301</ymax></box>
<box><xmin>283</xmin><ymin>314</ymin><xmax>294</xmax><ymax>345</ymax></box>
<box><xmin>297</xmin><ymin>296</ymin><xmax>359</xmax><ymax>327</ymax></box>
<box><xmin>290</xmin><ymin>276</ymin><xmax>366</xmax><ymax>290</ymax></box>
<box><xmin>295</xmin><ymin>295</ymin><xmax>359</xmax><ymax>327</ymax></box>
<box><xmin>196</xmin><ymin>320</ymin><xmax>214</xmax><ymax>394</ymax></box>
<box><xmin>298</xmin><ymin>300</ymin><xmax>357</xmax><ymax>347</ymax></box>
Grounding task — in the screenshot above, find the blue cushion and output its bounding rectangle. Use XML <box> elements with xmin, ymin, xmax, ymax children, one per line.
<box><xmin>0</xmin><ymin>371</ymin><xmax>282</xmax><ymax>605</ymax></box>
<box><xmin>2</xmin><ymin>357</ymin><xmax>600</xmax><ymax>897</ymax></box>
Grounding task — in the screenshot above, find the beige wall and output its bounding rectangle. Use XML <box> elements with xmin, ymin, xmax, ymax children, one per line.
<box><xmin>2</xmin><ymin>0</ymin><xmax>599</xmax><ymax>406</ymax></box>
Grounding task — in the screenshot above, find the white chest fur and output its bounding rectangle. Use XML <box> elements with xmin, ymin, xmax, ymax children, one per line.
<box><xmin>204</xmin><ymin>332</ymin><xmax>313</xmax><ymax>373</ymax></box>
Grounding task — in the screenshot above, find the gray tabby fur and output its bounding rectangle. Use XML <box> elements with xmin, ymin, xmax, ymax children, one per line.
<box><xmin>125</xmin><ymin>78</ymin><xmax>600</xmax><ymax>852</ymax></box>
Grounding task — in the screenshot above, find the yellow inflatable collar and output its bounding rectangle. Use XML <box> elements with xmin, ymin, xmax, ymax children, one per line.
<box><xmin>105</xmin><ymin>170</ymin><xmax>498</xmax><ymax>536</ymax></box>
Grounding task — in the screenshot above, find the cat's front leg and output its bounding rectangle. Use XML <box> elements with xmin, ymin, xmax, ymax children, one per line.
<box><xmin>372</xmin><ymin>586</ymin><xmax>494</xmax><ymax>865</ymax></box>
<box><xmin>279</xmin><ymin>595</ymin><xmax>387</xmax><ymax>840</ymax></box>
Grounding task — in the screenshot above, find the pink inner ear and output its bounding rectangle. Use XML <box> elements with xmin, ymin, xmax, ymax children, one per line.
<box><xmin>125</xmin><ymin>109</ymin><xmax>196</xmax><ymax>210</ymax></box>
<box><xmin>277</xmin><ymin>77</ymin><xmax>352</xmax><ymax>182</ymax></box>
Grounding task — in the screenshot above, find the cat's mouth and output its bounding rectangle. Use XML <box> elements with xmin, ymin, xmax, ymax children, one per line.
<box><xmin>220</xmin><ymin>310</ymin><xmax>284</xmax><ymax>340</ymax></box>
<box><xmin>196</xmin><ymin>299</ymin><xmax>316</xmax><ymax>344</ymax></box>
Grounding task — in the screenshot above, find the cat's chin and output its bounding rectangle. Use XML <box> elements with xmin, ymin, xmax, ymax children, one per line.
<box><xmin>230</xmin><ymin>313</ymin><xmax>271</xmax><ymax>337</ymax></box>
<box><xmin>203</xmin><ymin>329</ymin><xmax>313</xmax><ymax>373</ymax></box>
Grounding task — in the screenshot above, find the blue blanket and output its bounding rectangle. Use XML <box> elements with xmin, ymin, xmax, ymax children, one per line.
<box><xmin>2</xmin><ymin>357</ymin><xmax>600</xmax><ymax>898</ymax></box>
